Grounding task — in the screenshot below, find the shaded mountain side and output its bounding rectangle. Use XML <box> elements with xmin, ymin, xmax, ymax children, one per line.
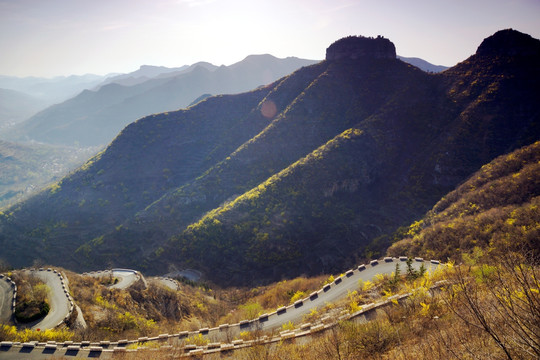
<box><xmin>0</xmin><ymin>31</ymin><xmax>539</xmax><ymax>285</ymax></box>
<box><xmin>0</xmin><ymin>87</ymin><xmax>273</xmax><ymax>266</ymax></box>
<box><xmin>78</xmin><ymin>57</ymin><xmax>442</xmax><ymax>269</ymax></box>
<box><xmin>387</xmin><ymin>140</ymin><xmax>540</xmax><ymax>260</ymax></box>
<box><xmin>165</xmin><ymin>125</ymin><xmax>443</xmax><ymax>285</ymax></box>
<box><xmin>4</xmin><ymin>55</ymin><xmax>318</xmax><ymax>146</ymax></box>
<box><xmin>154</xmin><ymin>33</ymin><xmax>540</xmax><ymax>284</ymax></box>
<box><xmin>135</xmin><ymin>59</ymin><xmax>426</xmax><ymax>229</ymax></box>
<box><xmin>66</xmin><ymin>61</ymin><xmax>333</xmax><ymax>268</ymax></box>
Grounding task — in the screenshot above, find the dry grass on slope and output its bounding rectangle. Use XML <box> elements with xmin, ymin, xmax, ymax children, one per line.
<box><xmin>64</xmin><ymin>271</ymin><xmax>232</xmax><ymax>341</ymax></box>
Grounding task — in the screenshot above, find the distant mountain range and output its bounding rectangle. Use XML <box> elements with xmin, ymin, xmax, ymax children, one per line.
<box><xmin>0</xmin><ymin>74</ymin><xmax>106</xmax><ymax>105</ymax></box>
<box><xmin>96</xmin><ymin>64</ymin><xmax>190</xmax><ymax>88</ymax></box>
<box><xmin>397</xmin><ymin>56</ymin><xmax>448</xmax><ymax>72</ymax></box>
<box><xmin>0</xmin><ymin>88</ymin><xmax>49</xmax><ymax>129</ymax></box>
<box><xmin>2</xmin><ymin>55</ymin><xmax>319</xmax><ymax>146</ymax></box>
<box><xmin>2</xmin><ymin>29</ymin><xmax>537</xmax><ymax>285</ymax></box>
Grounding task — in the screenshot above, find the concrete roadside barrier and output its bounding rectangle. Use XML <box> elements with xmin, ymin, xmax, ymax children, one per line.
<box><xmin>239</xmin><ymin>320</ymin><xmax>250</xmax><ymax>328</ymax></box>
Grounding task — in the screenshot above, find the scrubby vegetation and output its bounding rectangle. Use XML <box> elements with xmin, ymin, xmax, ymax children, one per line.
<box><xmin>216</xmin><ymin>275</ymin><xmax>327</xmax><ymax>324</ymax></box>
<box><xmin>64</xmin><ymin>271</ymin><xmax>232</xmax><ymax>340</ymax></box>
<box><xmin>388</xmin><ymin>140</ymin><xmax>540</xmax><ymax>261</ymax></box>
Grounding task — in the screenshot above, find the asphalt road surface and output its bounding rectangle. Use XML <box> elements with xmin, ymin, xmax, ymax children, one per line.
<box><xmin>110</xmin><ymin>269</ymin><xmax>139</xmax><ymax>289</ymax></box>
<box><xmin>0</xmin><ymin>275</ymin><xmax>14</xmax><ymax>324</ymax></box>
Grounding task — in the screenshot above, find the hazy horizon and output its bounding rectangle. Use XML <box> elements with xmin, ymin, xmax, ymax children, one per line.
<box><xmin>1</xmin><ymin>0</ymin><xmax>539</xmax><ymax>78</ymax></box>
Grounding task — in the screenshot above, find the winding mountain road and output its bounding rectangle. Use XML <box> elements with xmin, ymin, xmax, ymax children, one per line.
<box><xmin>0</xmin><ymin>270</ymin><xmax>71</xmax><ymax>330</ymax></box>
<box><xmin>29</xmin><ymin>269</ymin><xmax>71</xmax><ymax>330</ymax></box>
<box><xmin>0</xmin><ymin>257</ymin><xmax>443</xmax><ymax>359</ymax></box>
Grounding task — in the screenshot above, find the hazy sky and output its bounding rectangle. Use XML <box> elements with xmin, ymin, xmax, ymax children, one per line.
<box><xmin>1</xmin><ymin>0</ymin><xmax>539</xmax><ymax>77</ymax></box>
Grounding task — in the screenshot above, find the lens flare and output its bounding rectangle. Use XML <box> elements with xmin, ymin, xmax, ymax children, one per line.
<box><xmin>261</xmin><ymin>100</ymin><xmax>277</xmax><ymax>118</ymax></box>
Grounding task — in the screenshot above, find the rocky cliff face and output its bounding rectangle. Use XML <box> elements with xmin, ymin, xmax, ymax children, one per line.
<box><xmin>326</xmin><ymin>35</ymin><xmax>396</xmax><ymax>61</ymax></box>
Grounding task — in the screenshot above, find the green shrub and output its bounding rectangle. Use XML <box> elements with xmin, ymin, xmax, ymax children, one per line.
<box><xmin>14</xmin><ymin>300</ymin><xmax>50</xmax><ymax>323</ymax></box>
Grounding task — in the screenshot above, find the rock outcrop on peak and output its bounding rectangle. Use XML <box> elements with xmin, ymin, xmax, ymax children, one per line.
<box><xmin>326</xmin><ymin>35</ymin><xmax>396</xmax><ymax>61</ymax></box>
<box><xmin>476</xmin><ymin>28</ymin><xmax>540</xmax><ymax>57</ymax></box>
